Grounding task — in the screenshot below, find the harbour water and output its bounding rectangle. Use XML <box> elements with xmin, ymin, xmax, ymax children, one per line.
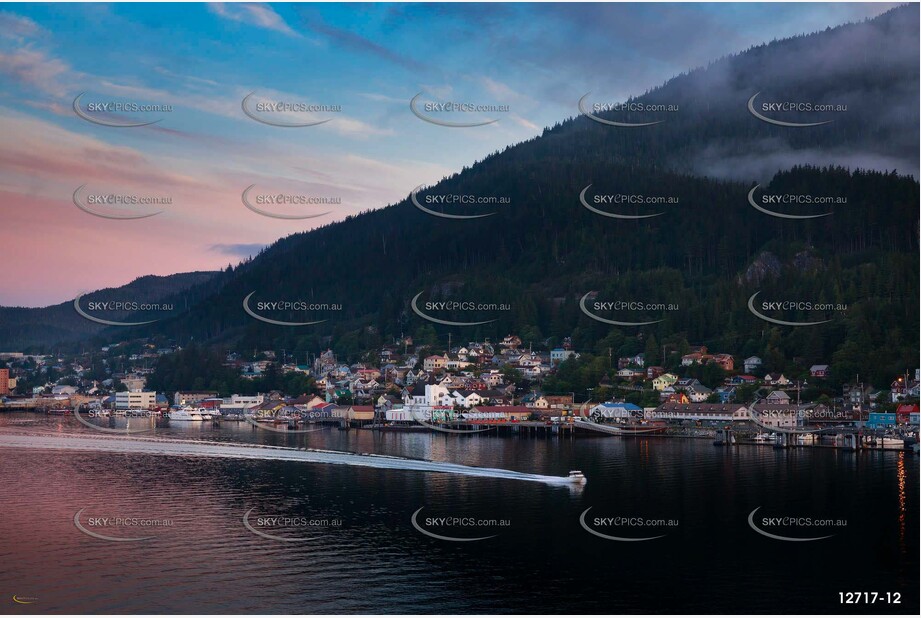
<box><xmin>0</xmin><ymin>413</ymin><xmax>917</xmax><ymax>614</ymax></box>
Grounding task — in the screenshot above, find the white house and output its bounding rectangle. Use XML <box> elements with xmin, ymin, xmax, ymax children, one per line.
<box><xmin>743</xmin><ymin>356</ymin><xmax>763</xmax><ymax>374</ymax></box>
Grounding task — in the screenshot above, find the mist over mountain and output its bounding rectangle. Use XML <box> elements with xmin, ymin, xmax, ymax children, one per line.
<box><xmin>6</xmin><ymin>6</ymin><xmax>918</xmax><ymax>388</ymax></box>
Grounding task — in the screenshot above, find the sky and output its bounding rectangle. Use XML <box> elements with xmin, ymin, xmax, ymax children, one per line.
<box><xmin>0</xmin><ymin>2</ymin><xmax>902</xmax><ymax>307</ymax></box>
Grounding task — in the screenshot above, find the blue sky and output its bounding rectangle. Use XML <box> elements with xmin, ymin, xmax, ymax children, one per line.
<box><xmin>0</xmin><ymin>2</ymin><xmax>900</xmax><ymax>306</ymax></box>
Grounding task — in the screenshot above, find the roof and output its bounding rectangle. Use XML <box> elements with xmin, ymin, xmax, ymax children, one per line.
<box><xmin>655</xmin><ymin>403</ymin><xmax>747</xmax><ymax>413</ymax></box>
<box><xmin>470</xmin><ymin>406</ymin><xmax>531</xmax><ymax>413</ymax></box>
<box><xmin>597</xmin><ymin>402</ymin><xmax>642</xmax><ymax>410</ymax></box>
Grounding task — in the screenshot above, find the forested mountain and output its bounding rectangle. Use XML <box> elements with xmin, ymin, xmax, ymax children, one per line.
<box><xmin>13</xmin><ymin>6</ymin><xmax>919</xmax><ymax>389</ymax></box>
<box><xmin>0</xmin><ymin>271</ymin><xmax>222</xmax><ymax>349</ymax></box>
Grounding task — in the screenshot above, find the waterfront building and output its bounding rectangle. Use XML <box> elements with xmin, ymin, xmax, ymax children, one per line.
<box><xmin>115</xmin><ymin>390</ymin><xmax>157</xmax><ymax>410</ymax></box>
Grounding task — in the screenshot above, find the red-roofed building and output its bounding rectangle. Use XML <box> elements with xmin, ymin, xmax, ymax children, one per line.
<box><xmin>896</xmin><ymin>404</ymin><xmax>919</xmax><ymax>425</ymax></box>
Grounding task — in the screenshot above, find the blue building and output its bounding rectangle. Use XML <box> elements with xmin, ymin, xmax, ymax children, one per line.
<box><xmin>867</xmin><ymin>411</ymin><xmax>896</xmax><ymax>429</ymax></box>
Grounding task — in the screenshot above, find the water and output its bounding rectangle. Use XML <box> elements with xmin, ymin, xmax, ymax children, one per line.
<box><xmin>1</xmin><ymin>413</ymin><xmax>917</xmax><ymax>614</ymax></box>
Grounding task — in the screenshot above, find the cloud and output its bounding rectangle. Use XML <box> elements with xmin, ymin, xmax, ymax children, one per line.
<box><xmin>209</xmin><ymin>3</ymin><xmax>299</xmax><ymax>37</ymax></box>
<box><xmin>301</xmin><ymin>12</ymin><xmax>427</xmax><ymax>73</ymax></box>
<box><xmin>209</xmin><ymin>243</ymin><xmax>267</xmax><ymax>257</ymax></box>
<box><xmin>0</xmin><ymin>47</ymin><xmax>73</xmax><ymax>97</ymax></box>
<box><xmin>0</xmin><ymin>11</ymin><xmax>45</xmax><ymax>40</ymax></box>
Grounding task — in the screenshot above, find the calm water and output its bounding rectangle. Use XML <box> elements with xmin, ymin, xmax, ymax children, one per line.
<box><xmin>0</xmin><ymin>413</ymin><xmax>917</xmax><ymax>614</ymax></box>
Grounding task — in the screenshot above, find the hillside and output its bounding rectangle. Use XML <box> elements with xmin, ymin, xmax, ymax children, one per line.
<box><xmin>16</xmin><ymin>6</ymin><xmax>920</xmax><ymax>388</ymax></box>
<box><xmin>0</xmin><ymin>271</ymin><xmax>223</xmax><ymax>349</ymax></box>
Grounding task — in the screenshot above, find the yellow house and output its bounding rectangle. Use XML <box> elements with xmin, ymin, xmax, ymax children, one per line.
<box><xmin>652</xmin><ymin>373</ymin><xmax>679</xmax><ymax>391</ymax></box>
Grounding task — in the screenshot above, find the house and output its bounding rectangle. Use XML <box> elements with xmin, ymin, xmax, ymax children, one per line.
<box><xmin>500</xmin><ymin>335</ymin><xmax>522</xmax><ymax>349</ymax></box>
<box><xmin>810</xmin><ymin>365</ymin><xmax>830</xmax><ymax>378</ymax></box>
<box><xmin>533</xmin><ymin>394</ymin><xmax>573</xmax><ymax>410</ymax></box>
<box><xmin>646</xmin><ymin>366</ymin><xmax>665</xmax><ymax>379</ymax></box>
<box><xmin>710</xmin><ymin>354</ymin><xmax>734</xmax><ymax>372</ymax></box>
<box><xmin>652</xmin><ymin>373</ymin><xmax>678</xmax><ymax>391</ymax></box>
<box><xmin>714</xmin><ymin>386</ymin><xmax>737</xmax><ymax>403</ymax></box>
<box><xmin>764</xmin><ymin>373</ymin><xmax>790</xmax><ymax>386</ymax></box>
<box><xmin>341</xmin><ymin>405</ymin><xmax>375</xmax><ymax>423</ymax></box>
<box><xmin>765</xmin><ymin>390</ymin><xmax>791</xmax><ymax>405</ymax></box>
<box><xmin>550</xmin><ymin>348</ymin><xmax>577</xmax><ymax>366</ymax></box>
<box><xmin>423</xmin><ymin>355</ymin><xmax>447</xmax><ymax>373</ymax></box>
<box><xmin>617</xmin><ymin>353</ymin><xmax>645</xmax><ymax>369</ymax></box>
<box><xmin>729</xmin><ymin>374</ymin><xmax>758</xmax><ymax>385</ymax></box>
<box><xmin>687</xmin><ymin>383</ymin><xmax>713</xmax><ymax>403</ymax></box>
<box><xmin>896</xmin><ymin>404</ymin><xmax>920</xmax><ymax>426</ymax></box>
<box><xmin>484</xmin><ymin>371</ymin><xmax>505</xmax><ymax>388</ymax></box>
<box><xmin>451</xmin><ymin>390</ymin><xmax>484</xmax><ymax>409</ymax></box>
<box><xmin>743</xmin><ymin>356</ymin><xmax>763</xmax><ymax>374</ymax></box>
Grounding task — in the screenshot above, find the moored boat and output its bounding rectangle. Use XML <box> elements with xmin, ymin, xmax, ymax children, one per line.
<box><xmin>167</xmin><ymin>407</ymin><xmax>205</xmax><ymax>421</ymax></box>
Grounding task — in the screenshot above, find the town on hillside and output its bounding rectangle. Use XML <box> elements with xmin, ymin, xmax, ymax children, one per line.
<box><xmin>1</xmin><ymin>333</ymin><xmax>918</xmax><ymax>443</ymax></box>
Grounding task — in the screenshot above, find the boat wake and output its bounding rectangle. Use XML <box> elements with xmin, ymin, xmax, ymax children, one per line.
<box><xmin>0</xmin><ymin>431</ymin><xmax>576</xmax><ymax>486</ymax></box>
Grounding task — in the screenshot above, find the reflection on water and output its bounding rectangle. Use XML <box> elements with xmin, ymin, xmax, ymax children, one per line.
<box><xmin>0</xmin><ymin>412</ymin><xmax>917</xmax><ymax>614</ymax></box>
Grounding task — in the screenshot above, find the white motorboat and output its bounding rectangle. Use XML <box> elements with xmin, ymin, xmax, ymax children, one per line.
<box><xmin>168</xmin><ymin>407</ymin><xmax>205</xmax><ymax>421</ymax></box>
<box><xmin>568</xmin><ymin>470</ymin><xmax>587</xmax><ymax>484</ymax></box>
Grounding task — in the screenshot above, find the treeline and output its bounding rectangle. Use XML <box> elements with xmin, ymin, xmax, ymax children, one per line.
<box><xmin>145</xmin><ymin>345</ymin><xmax>315</xmax><ymax>398</ymax></box>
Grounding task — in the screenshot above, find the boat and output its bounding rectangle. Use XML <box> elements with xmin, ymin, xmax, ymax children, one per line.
<box><xmin>46</xmin><ymin>408</ymin><xmax>73</xmax><ymax>416</ymax></box>
<box><xmin>752</xmin><ymin>432</ymin><xmax>774</xmax><ymax>443</ymax></box>
<box><xmin>796</xmin><ymin>433</ymin><xmax>818</xmax><ymax>445</ymax></box>
<box><xmin>167</xmin><ymin>407</ymin><xmax>205</xmax><ymax>421</ymax></box>
<box><xmin>568</xmin><ymin>470</ymin><xmax>587</xmax><ymax>484</ymax></box>
<box><xmin>874</xmin><ymin>437</ymin><xmax>905</xmax><ymax>449</ymax></box>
